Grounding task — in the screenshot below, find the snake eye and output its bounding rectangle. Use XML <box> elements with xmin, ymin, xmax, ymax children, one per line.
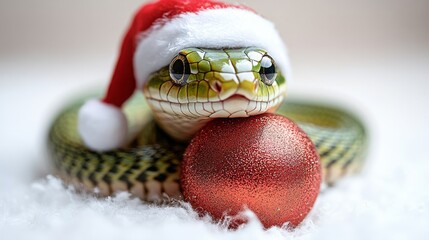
<box><xmin>259</xmin><ymin>55</ymin><xmax>277</xmax><ymax>86</ymax></box>
<box><xmin>169</xmin><ymin>54</ymin><xmax>191</xmax><ymax>85</ymax></box>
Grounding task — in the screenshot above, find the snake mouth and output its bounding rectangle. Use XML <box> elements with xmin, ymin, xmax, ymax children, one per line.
<box><xmin>226</xmin><ymin>94</ymin><xmax>249</xmax><ymax>101</ymax></box>
<box><xmin>146</xmin><ymin>94</ymin><xmax>284</xmax><ymax>119</ymax></box>
<box><xmin>217</xmin><ymin>94</ymin><xmax>284</xmax><ymax>118</ymax></box>
<box><xmin>146</xmin><ymin>94</ymin><xmax>283</xmax><ymax>141</ymax></box>
<box><xmin>215</xmin><ymin>94</ymin><xmax>260</xmax><ymax>118</ymax></box>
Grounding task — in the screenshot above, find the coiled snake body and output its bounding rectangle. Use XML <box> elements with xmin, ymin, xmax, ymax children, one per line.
<box><xmin>49</xmin><ymin>48</ymin><xmax>367</xmax><ymax>201</ymax></box>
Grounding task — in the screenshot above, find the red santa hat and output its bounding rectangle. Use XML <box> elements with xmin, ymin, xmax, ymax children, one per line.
<box><xmin>78</xmin><ymin>0</ymin><xmax>289</xmax><ymax>151</ymax></box>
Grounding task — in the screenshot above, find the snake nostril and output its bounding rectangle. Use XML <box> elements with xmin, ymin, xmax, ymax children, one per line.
<box><xmin>211</xmin><ymin>81</ymin><xmax>222</xmax><ymax>93</ymax></box>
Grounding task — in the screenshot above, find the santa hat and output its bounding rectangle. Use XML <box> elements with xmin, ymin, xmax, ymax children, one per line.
<box><xmin>78</xmin><ymin>0</ymin><xmax>289</xmax><ymax>151</ymax></box>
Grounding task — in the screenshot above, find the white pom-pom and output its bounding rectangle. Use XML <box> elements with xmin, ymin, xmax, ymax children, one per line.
<box><xmin>78</xmin><ymin>99</ymin><xmax>128</xmax><ymax>152</ymax></box>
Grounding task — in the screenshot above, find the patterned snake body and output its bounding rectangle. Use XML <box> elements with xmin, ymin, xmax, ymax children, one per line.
<box><xmin>49</xmin><ymin>48</ymin><xmax>367</xmax><ymax>201</ymax></box>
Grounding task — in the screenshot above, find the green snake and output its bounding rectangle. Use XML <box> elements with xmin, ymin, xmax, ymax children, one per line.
<box><xmin>48</xmin><ymin>47</ymin><xmax>367</xmax><ymax>201</ymax></box>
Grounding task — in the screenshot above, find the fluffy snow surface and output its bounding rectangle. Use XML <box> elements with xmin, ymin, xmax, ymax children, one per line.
<box><xmin>1</xmin><ymin>55</ymin><xmax>429</xmax><ymax>239</ymax></box>
<box><xmin>1</xmin><ymin>166</ymin><xmax>427</xmax><ymax>240</ymax></box>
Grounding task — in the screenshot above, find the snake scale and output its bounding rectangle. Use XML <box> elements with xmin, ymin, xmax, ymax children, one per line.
<box><xmin>48</xmin><ymin>47</ymin><xmax>367</xmax><ymax>201</ymax></box>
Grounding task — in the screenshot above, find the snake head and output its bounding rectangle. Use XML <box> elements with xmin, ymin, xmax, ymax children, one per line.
<box><xmin>144</xmin><ymin>47</ymin><xmax>287</xmax><ymax>140</ymax></box>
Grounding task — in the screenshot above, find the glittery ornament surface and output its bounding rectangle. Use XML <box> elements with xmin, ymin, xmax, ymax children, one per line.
<box><xmin>181</xmin><ymin>113</ymin><xmax>321</xmax><ymax>228</ymax></box>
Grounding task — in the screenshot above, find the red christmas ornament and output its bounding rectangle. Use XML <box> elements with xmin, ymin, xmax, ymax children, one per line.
<box><xmin>181</xmin><ymin>113</ymin><xmax>321</xmax><ymax>228</ymax></box>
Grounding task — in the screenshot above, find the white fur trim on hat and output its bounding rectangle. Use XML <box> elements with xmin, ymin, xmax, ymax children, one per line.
<box><xmin>133</xmin><ymin>8</ymin><xmax>290</xmax><ymax>88</ymax></box>
<box><xmin>78</xmin><ymin>99</ymin><xmax>128</xmax><ymax>151</ymax></box>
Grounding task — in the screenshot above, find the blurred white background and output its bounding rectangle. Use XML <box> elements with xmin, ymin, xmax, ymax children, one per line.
<box><xmin>0</xmin><ymin>0</ymin><xmax>428</xmax><ymax>239</ymax></box>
